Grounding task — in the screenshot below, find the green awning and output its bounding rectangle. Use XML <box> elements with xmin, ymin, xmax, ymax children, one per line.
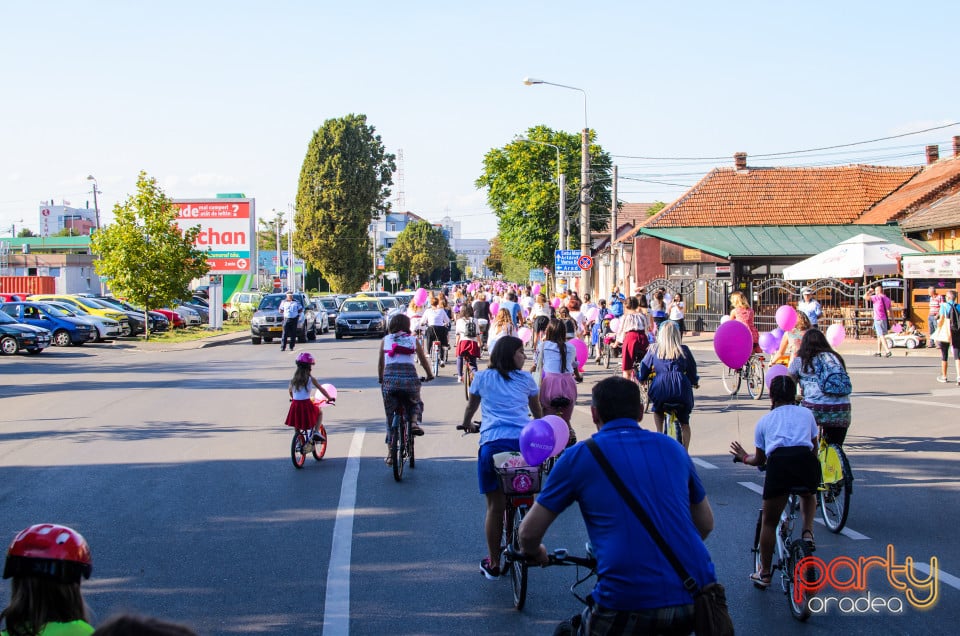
<box><xmin>637</xmin><ymin>225</ymin><xmax>919</xmax><ymax>259</ymax></box>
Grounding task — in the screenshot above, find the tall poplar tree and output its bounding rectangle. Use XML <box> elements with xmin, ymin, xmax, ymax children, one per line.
<box><xmin>295</xmin><ymin>114</ymin><xmax>395</xmax><ymax>293</ymax></box>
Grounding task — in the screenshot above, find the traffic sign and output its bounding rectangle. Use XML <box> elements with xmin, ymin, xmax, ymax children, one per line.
<box><xmin>555</xmin><ymin>249</ymin><xmax>581</xmax><ymax>273</ymax></box>
<box><xmin>577</xmin><ymin>255</ymin><xmax>594</xmax><ymax>271</ymax></box>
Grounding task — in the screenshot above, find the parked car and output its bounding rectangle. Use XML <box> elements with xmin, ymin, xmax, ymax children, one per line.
<box><xmin>95</xmin><ymin>297</ymin><xmax>170</xmax><ymax>333</ymax></box>
<box><xmin>44</xmin><ymin>301</ymin><xmax>122</xmax><ymax>341</ymax></box>
<box><xmin>148</xmin><ymin>308</ymin><xmax>185</xmax><ymax>329</ymax></box>
<box><xmin>193</xmin><ymin>285</ymin><xmax>210</xmax><ymax>299</ymax></box>
<box><xmin>334</xmin><ymin>297</ymin><xmax>387</xmax><ymax>339</ymax></box>
<box><xmin>315</xmin><ymin>296</ymin><xmax>339</xmax><ymax>329</ymax></box>
<box><xmin>0</xmin><ymin>311</ymin><xmax>51</xmax><ymax>354</ymax></box>
<box><xmin>28</xmin><ymin>295</ymin><xmax>132</xmax><ymax>337</ymax></box>
<box><xmin>168</xmin><ymin>303</ymin><xmax>202</xmax><ymax>327</ymax></box>
<box><xmin>225</xmin><ymin>291</ymin><xmax>263</xmax><ymax>320</ymax></box>
<box><xmin>176</xmin><ymin>299</ymin><xmax>209</xmax><ymax>323</ymax></box>
<box><xmin>0</xmin><ymin>294</ymin><xmax>24</xmax><ymax>303</ymax></box>
<box><xmin>189</xmin><ymin>295</ymin><xmax>229</xmax><ymax>320</ymax></box>
<box><xmin>1</xmin><ymin>302</ymin><xmax>95</xmax><ymax>346</ymax></box>
<box><xmin>250</xmin><ymin>292</ymin><xmax>318</xmax><ymax>345</ymax></box>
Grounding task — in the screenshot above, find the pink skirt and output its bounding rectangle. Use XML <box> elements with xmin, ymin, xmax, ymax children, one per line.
<box><xmin>539</xmin><ymin>372</ymin><xmax>577</xmax><ymax>423</ymax></box>
<box><xmin>285</xmin><ymin>398</ymin><xmax>319</xmax><ymax>430</ymax></box>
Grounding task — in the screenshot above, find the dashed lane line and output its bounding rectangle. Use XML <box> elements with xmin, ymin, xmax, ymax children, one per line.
<box><xmin>859</xmin><ymin>396</ymin><xmax>960</xmax><ymax>409</ymax></box>
<box><xmin>322</xmin><ymin>427</ymin><xmax>365</xmax><ymax>636</ymax></box>
<box><xmin>737</xmin><ymin>481</ymin><xmax>870</xmax><ymax>540</ymax></box>
<box><xmin>693</xmin><ymin>458</ymin><xmax>719</xmax><ymax>470</ymax></box>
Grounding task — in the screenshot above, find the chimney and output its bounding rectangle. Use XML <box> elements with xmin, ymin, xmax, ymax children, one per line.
<box><xmin>734</xmin><ymin>152</ymin><xmax>747</xmax><ymax>170</ymax></box>
<box><xmin>926</xmin><ymin>144</ymin><xmax>939</xmax><ymax>165</ymax></box>
<box><xmin>953</xmin><ymin>135</ymin><xmax>960</xmax><ymax>158</ymax></box>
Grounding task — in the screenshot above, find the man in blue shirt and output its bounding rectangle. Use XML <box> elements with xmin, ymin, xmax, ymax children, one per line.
<box><xmin>499</xmin><ymin>291</ymin><xmax>522</xmax><ymax>326</ymax></box>
<box><xmin>519</xmin><ymin>376</ymin><xmax>716</xmax><ymax>634</ymax></box>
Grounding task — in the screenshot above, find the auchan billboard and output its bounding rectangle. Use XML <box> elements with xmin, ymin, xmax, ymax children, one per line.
<box><xmin>172</xmin><ymin>198</ymin><xmax>255</xmax><ymax>274</ymax></box>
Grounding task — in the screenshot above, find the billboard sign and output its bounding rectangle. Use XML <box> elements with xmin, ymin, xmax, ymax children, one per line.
<box><xmin>173</xmin><ymin>198</ymin><xmax>255</xmax><ymax>275</ymax></box>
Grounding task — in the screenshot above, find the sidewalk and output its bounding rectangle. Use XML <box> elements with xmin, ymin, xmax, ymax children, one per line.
<box><xmin>679</xmin><ymin>331</ymin><xmax>940</xmax><ymax>358</ymax></box>
<box><xmin>115</xmin><ymin>329</ymin><xmax>250</xmax><ymax>352</ymax></box>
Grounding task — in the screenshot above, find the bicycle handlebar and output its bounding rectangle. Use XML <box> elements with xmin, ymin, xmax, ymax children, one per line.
<box><xmin>504</xmin><ymin>545</ymin><xmax>597</xmax><ymax>569</ymax></box>
<box><xmin>456</xmin><ymin>422</ymin><xmax>481</xmax><ymax>435</ymax></box>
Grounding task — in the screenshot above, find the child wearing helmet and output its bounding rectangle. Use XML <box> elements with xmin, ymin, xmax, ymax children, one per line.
<box><xmin>1</xmin><ymin>523</ymin><xmax>94</xmax><ymax>635</ymax></box>
<box><xmin>285</xmin><ymin>352</ymin><xmax>334</xmax><ymax>443</ymax></box>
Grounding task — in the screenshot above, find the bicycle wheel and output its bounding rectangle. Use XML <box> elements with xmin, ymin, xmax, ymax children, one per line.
<box><xmin>432</xmin><ymin>343</ymin><xmax>441</xmax><ymax>377</ymax></box>
<box><xmin>746</xmin><ymin>356</ymin><xmax>765</xmax><ymax>400</ymax></box>
<box><xmin>751</xmin><ymin>509</ymin><xmax>763</xmax><ymax>585</ymax></box>
<box><xmin>391</xmin><ymin>413</ymin><xmax>404</xmax><ymax>481</ymax></box>
<box><xmin>787</xmin><ymin>541</ymin><xmax>816</xmax><ymax>621</ymax></box>
<box><xmin>510</xmin><ymin>506</ymin><xmax>528</xmax><ymax>610</ymax></box>
<box><xmin>637</xmin><ymin>382</ymin><xmax>650</xmax><ymax>413</ymax></box>
<box><xmin>721</xmin><ymin>365</ymin><xmax>742</xmax><ymax>395</ymax></box>
<box><xmin>291</xmin><ymin>430</ymin><xmax>307</xmax><ymax>469</ymax></box>
<box><xmin>408</xmin><ymin>420</ymin><xmax>416</xmax><ymax>469</ymax></box>
<box><xmin>312</xmin><ymin>423</ymin><xmax>327</xmax><ymax>461</ymax></box>
<box><xmin>463</xmin><ymin>363</ymin><xmax>473</xmax><ymax>402</ymax></box>
<box><xmin>819</xmin><ymin>445</ymin><xmax>851</xmax><ymax>533</ymax></box>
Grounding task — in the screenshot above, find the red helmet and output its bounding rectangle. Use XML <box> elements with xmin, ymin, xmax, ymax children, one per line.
<box><xmin>296</xmin><ymin>352</ymin><xmax>315</xmax><ymax>365</ymax></box>
<box><xmin>3</xmin><ymin>524</ymin><xmax>92</xmax><ymax>583</ymax></box>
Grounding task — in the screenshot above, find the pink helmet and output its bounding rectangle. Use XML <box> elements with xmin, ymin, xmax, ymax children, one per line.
<box><xmin>296</xmin><ymin>352</ymin><xmax>315</xmax><ymax>365</ymax></box>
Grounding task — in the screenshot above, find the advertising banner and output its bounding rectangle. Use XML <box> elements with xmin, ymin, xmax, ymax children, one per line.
<box><xmin>902</xmin><ymin>253</ymin><xmax>960</xmax><ymax>279</ymax></box>
<box><xmin>173</xmin><ymin>199</ymin><xmax>255</xmax><ymax>275</ymax></box>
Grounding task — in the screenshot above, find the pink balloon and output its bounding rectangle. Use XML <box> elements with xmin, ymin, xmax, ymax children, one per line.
<box><xmin>519</xmin><ymin>419</ymin><xmax>555</xmax><ymax>466</ymax></box>
<box><xmin>315</xmin><ymin>383</ymin><xmax>337</xmax><ymax>408</ymax></box>
<box><xmin>543</xmin><ymin>415</ymin><xmax>569</xmax><ymax>456</ymax></box>
<box><xmin>532</xmin><ymin>283</ymin><xmax>541</xmax><ymax>296</ymax></box>
<box><xmin>490</xmin><ymin>302</ymin><xmax>500</xmax><ymax>316</ymax></box>
<box><xmin>775</xmin><ymin>305</ymin><xmax>798</xmax><ymax>331</ymax></box>
<box><xmin>413</xmin><ymin>288</ymin><xmax>428</xmax><ymax>306</ymax></box>
<box><xmin>764</xmin><ymin>364</ymin><xmax>788</xmax><ymax>389</ymax></box>
<box><xmin>585</xmin><ymin>307</ymin><xmax>600</xmax><ymax>322</ymax></box>
<box><xmin>826</xmin><ymin>323</ymin><xmax>845</xmax><ymax>348</ymax></box>
<box><xmin>550</xmin><ymin>297</ymin><xmax>561</xmax><ymax>309</ymax></box>
<box><xmin>570</xmin><ymin>338</ymin><xmax>588</xmax><ymax>370</ymax></box>
<box><xmin>518</xmin><ymin>326</ymin><xmax>532</xmax><ymax>344</ymax></box>
<box><xmin>713</xmin><ymin>320</ymin><xmax>753</xmax><ymax>369</ymax></box>
<box><xmin>609</xmin><ymin>318</ymin><xmax>621</xmax><ymax>332</ymax></box>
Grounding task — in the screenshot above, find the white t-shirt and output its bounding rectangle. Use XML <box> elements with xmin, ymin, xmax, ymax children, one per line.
<box><xmin>469</xmin><ymin>369</ymin><xmax>539</xmax><ymax>445</ymax></box>
<box><xmin>669</xmin><ymin>301</ymin><xmax>685</xmax><ymax>320</ymax></box>
<box><xmin>382</xmin><ymin>332</ymin><xmax>417</xmax><ymax>366</ymax></box>
<box><xmin>754</xmin><ymin>405</ymin><xmax>818</xmax><ymax>456</ymax></box>
<box><xmin>456</xmin><ymin>317</ymin><xmax>480</xmax><ymax>342</ymax></box>
<box><xmin>420</xmin><ymin>307</ymin><xmax>450</xmax><ymax>328</ymax></box>
<box><xmin>539</xmin><ymin>341</ymin><xmax>578</xmax><ymax>374</ymax></box>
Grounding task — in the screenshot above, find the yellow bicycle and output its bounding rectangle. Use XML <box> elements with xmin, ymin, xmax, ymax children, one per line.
<box><xmin>817</xmin><ymin>430</ymin><xmax>852</xmax><ymax>532</ymax></box>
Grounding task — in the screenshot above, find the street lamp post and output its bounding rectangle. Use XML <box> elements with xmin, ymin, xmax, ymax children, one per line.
<box><xmin>516</xmin><ymin>137</ymin><xmax>567</xmax><ymax>251</ymax></box>
<box><xmin>523</xmin><ymin>77</ymin><xmax>591</xmax><ymax>297</ymax></box>
<box><xmin>86</xmin><ymin>175</ymin><xmax>101</xmax><ymax>233</ymax></box>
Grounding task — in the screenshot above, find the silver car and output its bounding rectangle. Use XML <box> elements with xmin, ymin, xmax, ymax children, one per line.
<box><xmin>45</xmin><ymin>301</ymin><xmax>122</xmax><ymax>341</ymax></box>
<box><xmin>250</xmin><ymin>292</ymin><xmax>318</xmax><ymax>345</ymax></box>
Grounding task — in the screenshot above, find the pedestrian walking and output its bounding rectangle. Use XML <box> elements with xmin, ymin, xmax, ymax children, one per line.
<box><xmin>928</xmin><ymin>286</ymin><xmax>944</xmax><ymax>348</ymax></box>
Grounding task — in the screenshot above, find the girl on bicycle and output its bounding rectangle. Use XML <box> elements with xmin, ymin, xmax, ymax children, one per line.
<box><xmin>454</xmin><ymin>305</ymin><xmax>481</xmax><ymax>383</ymax></box>
<box><xmin>614</xmin><ymin>296</ymin><xmax>649</xmax><ymax>382</ymax></box>
<box><xmin>729</xmin><ymin>290</ymin><xmax>760</xmax><ymax>353</ymax></box>
<box><xmin>533</xmin><ymin>319</ymin><xmax>582</xmax><ymax>435</ymax></box>
<box><xmin>1</xmin><ymin>523</ymin><xmax>95</xmax><ymax>635</ymax></box>
<box><xmin>773</xmin><ymin>311</ymin><xmax>811</xmax><ymax>366</ymax></box>
<box><xmin>637</xmin><ymin>320</ymin><xmax>699</xmax><ymax>449</ymax></box>
<box><xmin>787</xmin><ymin>328</ymin><xmax>852</xmax><ymax>446</ymax></box>
<box><xmin>285</xmin><ymin>352</ymin><xmax>334</xmax><ymax>443</ymax></box>
<box><xmin>460</xmin><ymin>336</ymin><xmax>543</xmax><ymax>580</ymax></box>
<box><xmin>486</xmin><ymin>308</ymin><xmax>516</xmax><ymax>356</ymax></box>
<box><xmin>419</xmin><ymin>297</ymin><xmax>451</xmax><ymax>367</ymax></box>
<box><xmin>378</xmin><ymin>314</ymin><xmax>433</xmax><ymax>464</ymax></box>
<box><xmin>529</xmin><ymin>293</ymin><xmax>552</xmax><ymax>351</ymax></box>
<box><xmin>729</xmin><ymin>375</ymin><xmax>818</xmax><ymax>589</ymax></box>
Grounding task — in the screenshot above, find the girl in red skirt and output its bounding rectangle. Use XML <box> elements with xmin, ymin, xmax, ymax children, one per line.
<box><xmin>285</xmin><ymin>352</ymin><xmax>334</xmax><ymax>442</ymax></box>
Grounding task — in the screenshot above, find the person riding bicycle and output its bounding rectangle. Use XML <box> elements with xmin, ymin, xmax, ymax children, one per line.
<box><xmin>637</xmin><ymin>321</ymin><xmax>699</xmax><ymax>450</ymax></box>
<box><xmin>729</xmin><ymin>375</ymin><xmax>819</xmax><ymax>589</ymax></box>
<box><xmin>530</xmin><ymin>293</ymin><xmax>553</xmax><ymax>352</ymax></box>
<box><xmin>518</xmin><ymin>377</ymin><xmax>716</xmax><ymax>635</ymax></box>
<box><xmin>285</xmin><ymin>352</ymin><xmax>335</xmax><ymax>443</ymax></box>
<box><xmin>2</xmin><ymin>523</ymin><xmax>95</xmax><ymax>635</ymax></box>
<box><xmin>729</xmin><ymin>291</ymin><xmax>760</xmax><ymax>354</ymax></box>
<box><xmin>614</xmin><ymin>296</ymin><xmax>649</xmax><ymax>382</ymax></box>
<box><xmin>419</xmin><ymin>297</ymin><xmax>451</xmax><ymax>368</ymax></box>
<box><xmin>454</xmin><ymin>305</ymin><xmax>481</xmax><ymax>383</ymax></box>
<box><xmin>459</xmin><ymin>336</ymin><xmax>542</xmax><ymax>581</ymax></box>
<box><xmin>773</xmin><ymin>311</ymin><xmax>811</xmax><ymax>366</ymax></box>
<box><xmin>378</xmin><ymin>314</ymin><xmax>433</xmax><ymax>464</ymax></box>
<box><xmin>532</xmin><ymin>319</ymin><xmax>582</xmax><ymax>440</ymax></box>
<box><xmin>787</xmin><ymin>329</ymin><xmax>852</xmax><ymax>446</ymax></box>
<box><xmin>486</xmin><ymin>308</ymin><xmax>516</xmax><ymax>357</ymax></box>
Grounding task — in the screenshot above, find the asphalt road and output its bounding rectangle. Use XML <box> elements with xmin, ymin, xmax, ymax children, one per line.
<box><xmin>0</xmin><ymin>333</ymin><xmax>958</xmax><ymax>634</ymax></box>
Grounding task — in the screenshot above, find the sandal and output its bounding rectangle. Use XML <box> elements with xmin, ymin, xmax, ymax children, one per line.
<box><xmin>750</xmin><ymin>571</ymin><xmax>772</xmax><ymax>589</ymax></box>
<box><xmin>802</xmin><ymin>530</ymin><xmax>816</xmax><ymax>550</ymax></box>
<box><xmin>384</xmin><ymin>455</ymin><xmax>393</xmax><ymax>466</ymax></box>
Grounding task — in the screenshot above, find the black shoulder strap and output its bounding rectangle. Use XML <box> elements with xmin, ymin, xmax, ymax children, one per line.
<box><xmin>584</xmin><ymin>439</ymin><xmax>699</xmax><ymax>594</ymax></box>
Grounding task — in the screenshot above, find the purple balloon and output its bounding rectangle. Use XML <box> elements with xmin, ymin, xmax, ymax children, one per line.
<box><xmin>519</xmin><ymin>419</ymin><xmax>555</xmax><ymax>466</ymax></box>
<box><xmin>776</xmin><ymin>305</ymin><xmax>798</xmax><ymax>331</ymax></box>
<box><xmin>758</xmin><ymin>331</ymin><xmax>778</xmax><ymax>355</ymax></box>
<box><xmin>714</xmin><ymin>320</ymin><xmax>753</xmax><ymax>369</ymax></box>
<box><xmin>765</xmin><ymin>364</ymin><xmax>789</xmax><ymax>389</ymax></box>
<box><xmin>771</xmin><ymin>327</ymin><xmax>785</xmax><ymax>342</ymax></box>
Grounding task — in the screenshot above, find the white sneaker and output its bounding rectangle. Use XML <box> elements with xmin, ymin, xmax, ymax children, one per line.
<box><xmin>937</xmin><ymin>376</ymin><xmax>948</xmax><ymax>383</ymax></box>
<box><xmin>457</xmin><ymin>375</ymin><xmax>463</xmax><ymax>383</ymax></box>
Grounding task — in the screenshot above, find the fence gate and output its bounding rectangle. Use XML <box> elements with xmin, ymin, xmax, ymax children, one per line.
<box><xmin>643</xmin><ymin>278</ymin><xmax>732</xmax><ymax>334</ymax></box>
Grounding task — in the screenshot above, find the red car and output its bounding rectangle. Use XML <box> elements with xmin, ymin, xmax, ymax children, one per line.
<box><xmin>0</xmin><ymin>294</ymin><xmax>24</xmax><ymax>303</ymax></box>
<box><xmin>150</xmin><ymin>308</ymin><xmax>185</xmax><ymax>328</ymax></box>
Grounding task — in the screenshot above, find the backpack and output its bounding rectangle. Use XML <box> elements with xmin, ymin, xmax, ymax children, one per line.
<box><xmin>950</xmin><ymin>303</ymin><xmax>960</xmax><ymax>332</ymax></box>
<box><xmin>814</xmin><ymin>353</ymin><xmax>852</xmax><ymax>397</ymax></box>
<box><xmin>464</xmin><ymin>318</ymin><xmax>478</xmax><ymax>338</ymax></box>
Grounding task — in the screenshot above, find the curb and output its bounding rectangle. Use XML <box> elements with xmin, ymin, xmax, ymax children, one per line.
<box><xmin>121</xmin><ymin>331</ymin><xmax>249</xmax><ymax>352</ymax></box>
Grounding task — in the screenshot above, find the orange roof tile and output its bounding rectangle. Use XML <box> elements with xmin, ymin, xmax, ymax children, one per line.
<box><xmin>646</xmin><ymin>165</ymin><xmax>920</xmax><ymax>228</ymax></box>
<box><xmin>856</xmin><ymin>156</ymin><xmax>960</xmax><ymax>224</ymax></box>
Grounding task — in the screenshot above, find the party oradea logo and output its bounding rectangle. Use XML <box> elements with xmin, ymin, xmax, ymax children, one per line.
<box><xmin>795</xmin><ymin>544</ymin><xmax>938</xmax><ymax>614</ymax></box>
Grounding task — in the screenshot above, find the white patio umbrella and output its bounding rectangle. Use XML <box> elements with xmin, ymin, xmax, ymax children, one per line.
<box><xmin>782</xmin><ymin>233</ymin><xmax>919</xmax><ymax>280</ymax></box>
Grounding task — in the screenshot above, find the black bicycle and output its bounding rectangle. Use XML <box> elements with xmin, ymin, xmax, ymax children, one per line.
<box><xmin>504</xmin><ymin>545</ymin><xmax>597</xmax><ymax>628</ymax></box>
<box><xmin>387</xmin><ymin>378</ymin><xmax>431</xmax><ymax>481</ymax></box>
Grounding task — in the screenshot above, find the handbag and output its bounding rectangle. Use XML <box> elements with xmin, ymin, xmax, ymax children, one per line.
<box><xmin>585</xmin><ymin>440</ymin><xmax>735</xmax><ymax>636</ymax></box>
<box><xmin>932</xmin><ymin>321</ymin><xmax>952</xmax><ymax>344</ymax></box>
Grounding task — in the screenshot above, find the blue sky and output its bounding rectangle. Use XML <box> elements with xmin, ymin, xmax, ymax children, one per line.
<box><xmin>2</xmin><ymin>1</ymin><xmax>958</xmax><ymax>241</ymax></box>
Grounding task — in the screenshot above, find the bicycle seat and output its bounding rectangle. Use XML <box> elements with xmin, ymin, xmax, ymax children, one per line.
<box><xmin>788</xmin><ymin>486</ymin><xmax>814</xmax><ymax>495</ymax></box>
<box><xmin>660</xmin><ymin>402</ymin><xmax>685</xmax><ymax>411</ymax></box>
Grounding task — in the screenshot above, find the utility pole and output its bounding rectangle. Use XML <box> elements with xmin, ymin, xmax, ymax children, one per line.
<box><xmin>287</xmin><ymin>220</ymin><xmax>294</xmax><ymax>292</ymax></box>
<box><xmin>274</xmin><ymin>210</ymin><xmax>282</xmax><ymax>290</ymax></box>
<box><xmin>371</xmin><ymin>222</ymin><xmax>378</xmax><ymax>291</ymax></box>
<box><xmin>580</xmin><ymin>127</ymin><xmax>591</xmax><ymax>298</ymax></box>
<box><xmin>610</xmin><ymin>165</ymin><xmax>618</xmax><ymax>292</ymax></box>
<box><xmin>558</xmin><ymin>174</ymin><xmax>567</xmax><ymax>250</ymax></box>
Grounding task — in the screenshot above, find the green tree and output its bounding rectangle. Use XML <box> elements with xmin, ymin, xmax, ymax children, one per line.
<box><xmin>475</xmin><ymin>125</ymin><xmax>613</xmax><ymax>268</ymax></box>
<box><xmin>385</xmin><ymin>221</ymin><xmax>452</xmax><ymax>285</ymax></box>
<box><xmin>257</xmin><ymin>210</ymin><xmax>289</xmax><ymax>252</ymax></box>
<box><xmin>294</xmin><ymin>114</ymin><xmax>395</xmax><ymax>293</ymax></box>
<box><xmin>51</xmin><ymin>227</ymin><xmax>80</xmax><ymax>237</ymax></box>
<box><xmin>485</xmin><ymin>235</ymin><xmax>503</xmax><ymax>275</ymax></box>
<box><xmin>16</xmin><ymin>228</ymin><xmax>36</xmax><ymax>238</ymax></box>
<box><xmin>89</xmin><ymin>171</ymin><xmax>210</xmax><ymax>337</ymax></box>
<box><xmin>647</xmin><ymin>201</ymin><xmax>666</xmax><ymax>217</ymax></box>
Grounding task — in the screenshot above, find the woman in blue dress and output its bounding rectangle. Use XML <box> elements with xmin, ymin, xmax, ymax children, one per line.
<box><xmin>638</xmin><ymin>320</ymin><xmax>699</xmax><ymax>449</ymax></box>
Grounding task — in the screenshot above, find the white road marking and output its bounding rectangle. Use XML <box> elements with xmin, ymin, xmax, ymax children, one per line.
<box><xmin>860</xmin><ymin>396</ymin><xmax>960</xmax><ymax>409</ymax></box>
<box><xmin>914</xmin><ymin>562</ymin><xmax>960</xmax><ymax>592</ymax></box>
<box><xmin>737</xmin><ymin>482</ymin><xmax>870</xmax><ymax>540</ymax></box>
<box><xmin>322</xmin><ymin>427</ymin><xmax>365</xmax><ymax>636</ymax></box>
<box><xmin>693</xmin><ymin>457</ymin><xmax>718</xmax><ymax>470</ymax></box>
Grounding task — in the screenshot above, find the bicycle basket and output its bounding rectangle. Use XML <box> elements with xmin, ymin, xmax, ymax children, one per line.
<box><xmin>493</xmin><ymin>452</ymin><xmax>546</xmax><ymax>495</ymax></box>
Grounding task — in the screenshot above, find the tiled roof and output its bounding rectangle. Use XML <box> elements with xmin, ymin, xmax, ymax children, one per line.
<box><xmin>899</xmin><ymin>190</ymin><xmax>960</xmax><ymax>231</ymax></box>
<box><xmin>857</xmin><ymin>156</ymin><xmax>960</xmax><ymax>224</ymax></box>
<box><xmin>646</xmin><ymin>165</ymin><xmax>920</xmax><ymax>228</ymax></box>
<box><xmin>618</xmin><ymin>202</ymin><xmax>655</xmax><ymax>228</ymax></box>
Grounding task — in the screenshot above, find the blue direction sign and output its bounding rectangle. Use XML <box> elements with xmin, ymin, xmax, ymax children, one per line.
<box><xmin>555</xmin><ymin>249</ymin><xmax>582</xmax><ymax>273</ymax></box>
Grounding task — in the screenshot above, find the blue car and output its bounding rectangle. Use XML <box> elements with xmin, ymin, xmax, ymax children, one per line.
<box><xmin>1</xmin><ymin>301</ymin><xmax>96</xmax><ymax>346</ymax></box>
